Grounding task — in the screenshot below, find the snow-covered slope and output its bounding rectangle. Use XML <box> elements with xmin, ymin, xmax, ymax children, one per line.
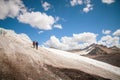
<box><xmin>0</xmin><ymin>28</ymin><xmax>52</xmax><ymax>80</ymax></box>
<box><xmin>45</xmin><ymin>48</ymin><xmax>120</xmax><ymax>80</ymax></box>
<box><xmin>0</xmin><ymin>28</ymin><xmax>120</xmax><ymax>80</ymax></box>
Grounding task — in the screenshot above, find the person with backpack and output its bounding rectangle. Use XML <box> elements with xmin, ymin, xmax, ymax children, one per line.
<box><xmin>35</xmin><ymin>41</ymin><xmax>39</xmax><ymax>50</ymax></box>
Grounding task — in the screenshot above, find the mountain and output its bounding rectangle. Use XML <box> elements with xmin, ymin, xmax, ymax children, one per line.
<box><xmin>88</xmin><ymin>44</ymin><xmax>120</xmax><ymax>55</ymax></box>
<box><xmin>0</xmin><ymin>28</ymin><xmax>120</xmax><ymax>80</ymax></box>
<box><xmin>85</xmin><ymin>44</ymin><xmax>108</xmax><ymax>55</ymax></box>
<box><xmin>69</xmin><ymin>43</ymin><xmax>120</xmax><ymax>55</ymax></box>
<box><xmin>110</xmin><ymin>46</ymin><xmax>120</xmax><ymax>51</ymax></box>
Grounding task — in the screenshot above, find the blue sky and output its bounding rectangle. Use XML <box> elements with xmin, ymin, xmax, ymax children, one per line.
<box><xmin>0</xmin><ymin>0</ymin><xmax>120</xmax><ymax>50</ymax></box>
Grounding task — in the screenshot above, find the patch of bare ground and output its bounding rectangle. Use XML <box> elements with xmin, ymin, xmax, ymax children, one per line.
<box><xmin>84</xmin><ymin>53</ymin><xmax>120</xmax><ymax>67</ymax></box>
<box><xmin>46</xmin><ymin>65</ymin><xmax>111</xmax><ymax>80</ymax></box>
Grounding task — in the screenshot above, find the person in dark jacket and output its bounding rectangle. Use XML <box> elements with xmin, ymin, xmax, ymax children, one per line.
<box><xmin>33</xmin><ymin>41</ymin><xmax>36</xmax><ymax>48</ymax></box>
<box><xmin>35</xmin><ymin>41</ymin><xmax>39</xmax><ymax>50</ymax></box>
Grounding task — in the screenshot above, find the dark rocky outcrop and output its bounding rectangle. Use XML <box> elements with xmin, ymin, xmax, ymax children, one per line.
<box><xmin>88</xmin><ymin>47</ymin><xmax>107</xmax><ymax>55</ymax></box>
<box><xmin>46</xmin><ymin>65</ymin><xmax>111</xmax><ymax>80</ymax></box>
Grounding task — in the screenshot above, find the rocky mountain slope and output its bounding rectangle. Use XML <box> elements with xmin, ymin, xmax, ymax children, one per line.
<box><xmin>93</xmin><ymin>53</ymin><xmax>120</xmax><ymax>67</ymax></box>
<box><xmin>0</xmin><ymin>28</ymin><xmax>120</xmax><ymax>80</ymax></box>
<box><xmin>69</xmin><ymin>44</ymin><xmax>120</xmax><ymax>55</ymax></box>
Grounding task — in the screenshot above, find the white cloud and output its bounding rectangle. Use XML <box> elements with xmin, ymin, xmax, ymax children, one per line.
<box><xmin>102</xmin><ymin>29</ymin><xmax>111</xmax><ymax>35</ymax></box>
<box><xmin>70</xmin><ymin>0</ymin><xmax>83</xmax><ymax>6</ymax></box>
<box><xmin>54</xmin><ymin>24</ymin><xmax>63</xmax><ymax>29</ymax></box>
<box><xmin>44</xmin><ymin>32</ymin><xmax>97</xmax><ymax>50</ymax></box>
<box><xmin>0</xmin><ymin>0</ymin><xmax>26</xmax><ymax>20</ymax></box>
<box><xmin>83</xmin><ymin>0</ymin><xmax>93</xmax><ymax>13</ymax></box>
<box><xmin>38</xmin><ymin>31</ymin><xmax>44</xmax><ymax>34</ymax></box>
<box><xmin>99</xmin><ymin>29</ymin><xmax>120</xmax><ymax>48</ymax></box>
<box><xmin>98</xmin><ymin>35</ymin><xmax>120</xmax><ymax>48</ymax></box>
<box><xmin>0</xmin><ymin>0</ymin><xmax>62</xmax><ymax>30</ymax></box>
<box><xmin>102</xmin><ymin>0</ymin><xmax>115</xmax><ymax>4</ymax></box>
<box><xmin>44</xmin><ymin>36</ymin><xmax>68</xmax><ymax>50</ymax></box>
<box><xmin>73</xmin><ymin>32</ymin><xmax>97</xmax><ymax>43</ymax></box>
<box><xmin>17</xmin><ymin>11</ymin><xmax>56</xmax><ymax>30</ymax></box>
<box><xmin>83</xmin><ymin>4</ymin><xmax>93</xmax><ymax>13</ymax></box>
<box><xmin>42</xmin><ymin>2</ymin><xmax>51</xmax><ymax>11</ymax></box>
<box><xmin>113</xmin><ymin>29</ymin><xmax>120</xmax><ymax>36</ymax></box>
<box><xmin>70</xmin><ymin>0</ymin><xmax>93</xmax><ymax>13</ymax></box>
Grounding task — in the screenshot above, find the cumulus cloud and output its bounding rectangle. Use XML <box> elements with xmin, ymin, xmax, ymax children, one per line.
<box><xmin>73</xmin><ymin>32</ymin><xmax>97</xmax><ymax>43</ymax></box>
<box><xmin>42</xmin><ymin>2</ymin><xmax>51</xmax><ymax>11</ymax></box>
<box><xmin>70</xmin><ymin>0</ymin><xmax>93</xmax><ymax>13</ymax></box>
<box><xmin>45</xmin><ymin>30</ymin><xmax>120</xmax><ymax>50</ymax></box>
<box><xmin>44</xmin><ymin>32</ymin><xmax>97</xmax><ymax>50</ymax></box>
<box><xmin>0</xmin><ymin>0</ymin><xmax>62</xmax><ymax>31</ymax></box>
<box><xmin>102</xmin><ymin>0</ymin><xmax>115</xmax><ymax>4</ymax></box>
<box><xmin>44</xmin><ymin>36</ymin><xmax>68</xmax><ymax>50</ymax></box>
<box><xmin>97</xmin><ymin>29</ymin><xmax>120</xmax><ymax>48</ymax></box>
<box><xmin>17</xmin><ymin>12</ymin><xmax>56</xmax><ymax>30</ymax></box>
<box><xmin>0</xmin><ymin>0</ymin><xmax>26</xmax><ymax>20</ymax></box>
<box><xmin>113</xmin><ymin>29</ymin><xmax>120</xmax><ymax>36</ymax></box>
<box><xmin>98</xmin><ymin>35</ymin><xmax>120</xmax><ymax>48</ymax></box>
<box><xmin>54</xmin><ymin>24</ymin><xmax>63</xmax><ymax>29</ymax></box>
<box><xmin>70</xmin><ymin>0</ymin><xmax>83</xmax><ymax>6</ymax></box>
<box><xmin>83</xmin><ymin>3</ymin><xmax>93</xmax><ymax>13</ymax></box>
<box><xmin>102</xmin><ymin>29</ymin><xmax>111</xmax><ymax>35</ymax></box>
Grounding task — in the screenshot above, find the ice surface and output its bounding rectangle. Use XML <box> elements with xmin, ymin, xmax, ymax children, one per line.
<box><xmin>45</xmin><ymin>48</ymin><xmax>120</xmax><ymax>80</ymax></box>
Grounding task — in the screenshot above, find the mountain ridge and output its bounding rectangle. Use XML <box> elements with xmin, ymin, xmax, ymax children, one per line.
<box><xmin>68</xmin><ymin>43</ymin><xmax>120</xmax><ymax>55</ymax></box>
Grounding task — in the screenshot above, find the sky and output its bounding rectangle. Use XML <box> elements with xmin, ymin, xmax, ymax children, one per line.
<box><xmin>0</xmin><ymin>0</ymin><xmax>120</xmax><ymax>50</ymax></box>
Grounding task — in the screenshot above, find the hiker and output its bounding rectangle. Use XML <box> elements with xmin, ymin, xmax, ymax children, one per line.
<box><xmin>36</xmin><ymin>41</ymin><xmax>39</xmax><ymax>50</ymax></box>
<box><xmin>33</xmin><ymin>41</ymin><xmax>36</xmax><ymax>48</ymax></box>
<box><xmin>3</xmin><ymin>31</ymin><xmax>6</xmax><ymax>36</ymax></box>
<box><xmin>0</xmin><ymin>29</ymin><xmax>6</xmax><ymax>36</ymax></box>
